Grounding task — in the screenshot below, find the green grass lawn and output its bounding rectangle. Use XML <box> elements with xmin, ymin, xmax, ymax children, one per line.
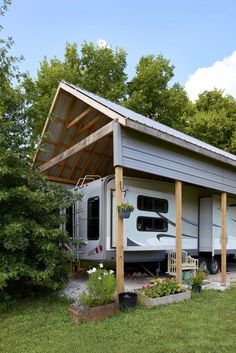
<box><xmin>1</xmin><ymin>287</ymin><xmax>236</xmax><ymax>353</ymax></box>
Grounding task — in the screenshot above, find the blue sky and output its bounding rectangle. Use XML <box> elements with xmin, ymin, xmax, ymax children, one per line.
<box><xmin>2</xmin><ymin>0</ymin><xmax>236</xmax><ymax>99</ymax></box>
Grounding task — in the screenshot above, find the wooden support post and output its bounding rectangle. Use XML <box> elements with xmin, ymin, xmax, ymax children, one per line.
<box><xmin>221</xmin><ymin>192</ymin><xmax>227</xmax><ymax>286</ymax></box>
<box><xmin>175</xmin><ymin>180</ymin><xmax>182</xmax><ymax>284</ymax></box>
<box><xmin>115</xmin><ymin>166</ymin><xmax>124</xmax><ymax>294</ymax></box>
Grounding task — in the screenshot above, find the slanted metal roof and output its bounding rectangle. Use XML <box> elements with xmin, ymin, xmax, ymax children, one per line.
<box><xmin>62</xmin><ymin>80</ymin><xmax>236</xmax><ymax>167</ymax></box>
<box><xmin>35</xmin><ymin>80</ymin><xmax>236</xmax><ymax>190</ymax></box>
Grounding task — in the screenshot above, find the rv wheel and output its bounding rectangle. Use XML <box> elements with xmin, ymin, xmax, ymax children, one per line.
<box><xmin>208</xmin><ymin>258</ymin><xmax>220</xmax><ymax>275</ymax></box>
<box><xmin>199</xmin><ymin>257</ymin><xmax>208</xmax><ymax>271</ymax></box>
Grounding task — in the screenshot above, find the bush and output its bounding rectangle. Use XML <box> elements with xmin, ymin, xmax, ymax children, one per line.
<box><xmin>191</xmin><ymin>269</ymin><xmax>207</xmax><ymax>286</ymax></box>
<box><xmin>79</xmin><ymin>264</ymin><xmax>116</xmax><ymax>308</ymax></box>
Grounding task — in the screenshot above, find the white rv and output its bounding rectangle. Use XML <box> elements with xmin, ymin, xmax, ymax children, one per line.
<box><xmin>67</xmin><ymin>175</ymin><xmax>236</xmax><ymax>274</ymax></box>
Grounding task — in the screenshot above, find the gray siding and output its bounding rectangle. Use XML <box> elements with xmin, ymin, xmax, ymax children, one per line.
<box><xmin>120</xmin><ymin>128</ymin><xmax>236</xmax><ymax>195</ymax></box>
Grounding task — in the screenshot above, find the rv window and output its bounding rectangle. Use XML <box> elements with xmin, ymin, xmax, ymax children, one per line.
<box><xmin>137</xmin><ymin>195</ymin><xmax>168</xmax><ymax>213</ymax></box>
<box><xmin>66</xmin><ymin>206</ymin><xmax>73</xmax><ymax>237</ymax></box>
<box><xmin>137</xmin><ymin>216</ymin><xmax>168</xmax><ymax>232</ymax></box>
<box><xmin>87</xmin><ymin>197</ymin><xmax>99</xmax><ymax>240</ymax></box>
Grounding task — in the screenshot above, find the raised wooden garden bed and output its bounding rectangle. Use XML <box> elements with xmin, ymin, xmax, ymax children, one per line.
<box><xmin>134</xmin><ymin>289</ymin><xmax>191</xmax><ymax>308</ymax></box>
<box><xmin>69</xmin><ymin>302</ymin><xmax>119</xmax><ymax>324</ymax></box>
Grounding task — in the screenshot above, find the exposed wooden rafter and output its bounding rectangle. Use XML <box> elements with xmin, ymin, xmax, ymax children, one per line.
<box><xmin>76</xmin><ymin>113</ymin><xmax>102</xmax><ymax>135</ymax></box>
<box><xmin>41</xmin><ymin>139</ymin><xmax>70</xmax><ymax>148</ymax></box>
<box><xmin>66</xmin><ymin>122</ymin><xmax>99</xmax><ymax>179</ymax></box>
<box><xmin>37</xmin><ymin>159</ymin><xmax>71</xmax><ymax>169</ymax></box>
<box><xmin>40</xmin><ymin>121</ymin><xmax>114</xmax><ymax>172</ymax></box>
<box><xmin>79</xmin><ymin>141</ymin><xmax>99</xmax><ymax>177</ymax></box>
<box><xmin>91</xmin><ymin>136</ymin><xmax>112</xmax><ymax>175</ymax></box>
<box><xmin>46</xmin><ymin>175</ymin><xmax>78</xmax><ymax>185</ymax></box>
<box><xmin>54</xmin><ymin>116</ymin><xmax>65</xmax><ymax>124</ymax></box>
<box><xmin>67</xmin><ymin>151</ymin><xmax>83</xmax><ymax>180</ymax></box>
<box><xmin>66</xmin><ymin>106</ymin><xmax>93</xmax><ymax>130</ymax></box>
<box><xmin>57</xmin><ymin>113</ymin><xmax>102</xmax><ymax>178</ymax></box>
<box><xmin>50</xmin><ymin>98</ymin><xmax>78</xmax><ymax>158</ymax></box>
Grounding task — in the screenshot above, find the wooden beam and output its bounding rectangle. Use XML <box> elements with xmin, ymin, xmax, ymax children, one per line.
<box><xmin>49</xmin><ymin>98</ymin><xmax>78</xmax><ymax>162</ymax></box>
<box><xmin>57</xmin><ymin>111</ymin><xmax>101</xmax><ymax>177</ymax></box>
<box><xmin>65</xmin><ymin>123</ymin><xmax>97</xmax><ymax>179</ymax></box>
<box><xmin>66</xmin><ymin>106</ymin><xmax>93</xmax><ymax>130</ymax></box>
<box><xmin>37</xmin><ymin>159</ymin><xmax>71</xmax><ymax>169</ymax></box>
<box><xmin>221</xmin><ymin>192</ymin><xmax>227</xmax><ymax>285</ymax></box>
<box><xmin>91</xmin><ymin>137</ymin><xmax>112</xmax><ymax>175</ymax></box>
<box><xmin>79</xmin><ymin>141</ymin><xmax>99</xmax><ymax>177</ymax></box>
<box><xmin>60</xmin><ymin>82</ymin><xmax>127</xmax><ymax>125</ymax></box>
<box><xmin>33</xmin><ymin>86</ymin><xmax>64</xmax><ymax>163</ymax></box>
<box><xmin>54</xmin><ymin>116</ymin><xmax>65</xmax><ymax>124</ymax></box>
<box><xmin>175</xmin><ymin>180</ymin><xmax>182</xmax><ymax>284</ymax></box>
<box><xmin>67</xmin><ymin>151</ymin><xmax>83</xmax><ymax>180</ymax></box>
<box><xmin>40</xmin><ymin>121</ymin><xmax>114</xmax><ymax>172</ymax></box>
<box><xmin>76</xmin><ymin>113</ymin><xmax>102</xmax><ymax>135</ymax></box>
<box><xmin>41</xmin><ymin>139</ymin><xmax>70</xmax><ymax>148</ymax></box>
<box><xmin>115</xmin><ymin>166</ymin><xmax>124</xmax><ymax>294</ymax></box>
<box><xmin>46</xmin><ymin>175</ymin><xmax>78</xmax><ymax>185</ymax></box>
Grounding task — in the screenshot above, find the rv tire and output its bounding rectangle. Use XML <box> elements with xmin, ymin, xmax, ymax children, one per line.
<box><xmin>198</xmin><ymin>257</ymin><xmax>208</xmax><ymax>271</ymax></box>
<box><xmin>208</xmin><ymin>257</ymin><xmax>220</xmax><ymax>275</ymax></box>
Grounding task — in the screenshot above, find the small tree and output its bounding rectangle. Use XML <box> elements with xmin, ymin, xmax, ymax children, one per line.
<box><xmin>0</xmin><ymin>115</ymin><xmax>79</xmax><ymax>299</ymax></box>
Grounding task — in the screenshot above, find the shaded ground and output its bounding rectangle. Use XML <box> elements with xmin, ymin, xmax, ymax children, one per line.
<box><xmin>60</xmin><ymin>262</ymin><xmax>236</xmax><ymax>299</ymax></box>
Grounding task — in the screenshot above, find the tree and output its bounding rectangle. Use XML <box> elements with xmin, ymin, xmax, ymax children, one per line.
<box><xmin>24</xmin><ymin>42</ymin><xmax>127</xmax><ymax>141</ymax></box>
<box><xmin>80</xmin><ymin>42</ymin><xmax>127</xmax><ymax>102</ymax></box>
<box><xmin>0</xmin><ymin>3</ymin><xmax>78</xmax><ymax>300</ymax></box>
<box><xmin>0</xmin><ymin>139</ymin><xmax>77</xmax><ymax>298</ymax></box>
<box><xmin>123</xmin><ymin>54</ymin><xmax>189</xmax><ymax>129</ymax></box>
<box><xmin>184</xmin><ymin>90</ymin><xmax>236</xmax><ymax>153</ymax></box>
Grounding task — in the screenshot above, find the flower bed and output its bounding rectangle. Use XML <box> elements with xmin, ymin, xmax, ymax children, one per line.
<box><xmin>79</xmin><ymin>264</ymin><xmax>116</xmax><ymax>308</ymax></box>
<box><xmin>135</xmin><ymin>278</ymin><xmax>191</xmax><ymax>308</ymax></box>
<box><xmin>69</xmin><ymin>263</ymin><xmax>118</xmax><ymax>324</ymax></box>
<box><xmin>69</xmin><ymin>302</ymin><xmax>119</xmax><ymax>324</ymax></box>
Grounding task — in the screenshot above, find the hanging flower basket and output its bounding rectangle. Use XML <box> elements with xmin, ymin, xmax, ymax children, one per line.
<box><xmin>117</xmin><ymin>203</ymin><xmax>134</xmax><ymax>219</ymax></box>
<box><xmin>119</xmin><ymin>210</ymin><xmax>131</xmax><ymax>219</ymax></box>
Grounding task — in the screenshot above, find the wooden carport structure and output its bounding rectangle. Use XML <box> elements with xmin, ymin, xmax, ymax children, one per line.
<box><xmin>35</xmin><ymin>80</ymin><xmax>236</xmax><ymax>292</ymax></box>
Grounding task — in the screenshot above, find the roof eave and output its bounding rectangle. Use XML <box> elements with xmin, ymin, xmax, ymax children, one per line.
<box><xmin>125</xmin><ymin>119</ymin><xmax>236</xmax><ymax>168</ymax></box>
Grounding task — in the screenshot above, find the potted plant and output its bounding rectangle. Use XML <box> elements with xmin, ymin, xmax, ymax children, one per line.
<box><xmin>134</xmin><ymin>278</ymin><xmax>191</xmax><ymax>308</ymax></box>
<box><xmin>117</xmin><ymin>202</ymin><xmax>134</xmax><ymax>219</ymax></box>
<box><xmin>69</xmin><ymin>264</ymin><xmax>119</xmax><ymax>324</ymax></box>
<box><xmin>191</xmin><ymin>269</ymin><xmax>207</xmax><ymax>293</ymax></box>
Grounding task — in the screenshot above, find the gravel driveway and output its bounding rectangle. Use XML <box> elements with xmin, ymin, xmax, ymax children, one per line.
<box><xmin>60</xmin><ymin>263</ymin><xmax>236</xmax><ymax>299</ymax></box>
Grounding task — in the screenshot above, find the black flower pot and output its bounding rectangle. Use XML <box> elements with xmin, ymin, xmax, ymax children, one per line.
<box><xmin>119</xmin><ymin>292</ymin><xmax>137</xmax><ymax>309</ymax></box>
<box><xmin>192</xmin><ymin>284</ymin><xmax>202</xmax><ymax>293</ymax></box>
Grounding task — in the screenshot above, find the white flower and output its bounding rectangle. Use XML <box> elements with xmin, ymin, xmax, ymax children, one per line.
<box><xmin>98</xmin><ymin>276</ymin><xmax>102</xmax><ymax>280</ymax></box>
<box><xmin>99</xmin><ymin>263</ymin><xmax>103</xmax><ymax>268</ymax></box>
<box><xmin>103</xmin><ymin>272</ymin><xmax>108</xmax><ymax>275</ymax></box>
<box><xmin>109</xmin><ymin>270</ymin><xmax>114</xmax><ymax>274</ymax></box>
<box><xmin>88</xmin><ymin>267</ymin><xmax>97</xmax><ymax>274</ymax></box>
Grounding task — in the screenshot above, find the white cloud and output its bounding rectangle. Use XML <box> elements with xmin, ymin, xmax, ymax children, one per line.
<box><xmin>185</xmin><ymin>51</ymin><xmax>236</xmax><ymax>101</ymax></box>
<box><xmin>97</xmin><ymin>39</ymin><xmax>109</xmax><ymax>49</ymax></box>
